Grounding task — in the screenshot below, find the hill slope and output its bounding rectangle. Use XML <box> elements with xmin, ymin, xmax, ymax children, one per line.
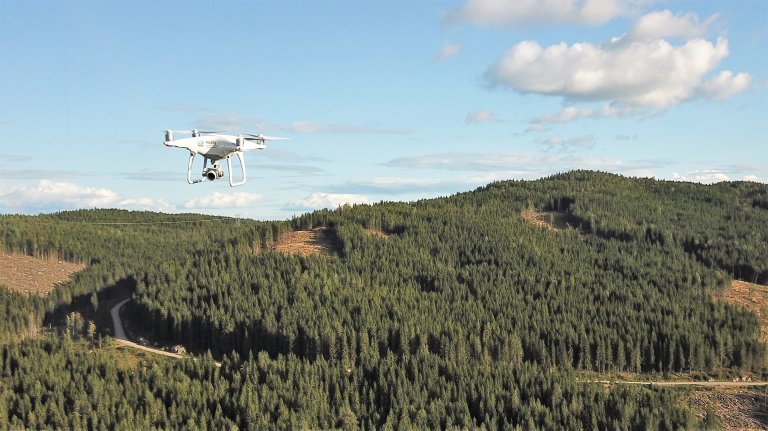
<box><xmin>0</xmin><ymin>171</ymin><xmax>766</xmax><ymax>429</ymax></box>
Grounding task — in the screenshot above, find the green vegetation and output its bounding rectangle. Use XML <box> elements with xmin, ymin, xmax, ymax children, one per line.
<box><xmin>0</xmin><ymin>171</ymin><xmax>766</xmax><ymax>429</ymax></box>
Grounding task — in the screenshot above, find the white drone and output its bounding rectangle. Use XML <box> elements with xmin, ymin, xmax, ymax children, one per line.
<box><xmin>164</xmin><ymin>129</ymin><xmax>286</xmax><ymax>186</ymax></box>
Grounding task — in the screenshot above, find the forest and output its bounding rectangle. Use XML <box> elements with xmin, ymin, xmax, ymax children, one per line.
<box><xmin>0</xmin><ymin>170</ymin><xmax>766</xmax><ymax>429</ymax></box>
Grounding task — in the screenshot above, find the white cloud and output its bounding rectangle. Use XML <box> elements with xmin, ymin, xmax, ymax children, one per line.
<box><xmin>334</xmin><ymin>173</ymin><xmax>527</xmax><ymax>195</ymax></box>
<box><xmin>353</xmin><ymin>177</ymin><xmax>447</xmax><ymax>190</ymax></box>
<box><xmin>384</xmin><ymin>152</ymin><xmax>671</xmax><ymax>173</ymax></box>
<box><xmin>284</xmin><ymin>193</ymin><xmax>370</xmax><ymax>211</ymax></box>
<box><xmin>184</xmin><ymin>192</ymin><xmax>262</xmax><ymax>209</ymax></box>
<box><xmin>436</xmin><ymin>42</ymin><xmax>462</xmax><ymax>62</ymax></box>
<box><xmin>0</xmin><ymin>180</ymin><xmax>173</xmax><ymax>212</ymax></box>
<box><xmin>486</xmin><ymin>36</ymin><xmax>742</xmax><ymax>108</ymax></box>
<box><xmin>537</xmin><ymin>134</ymin><xmax>596</xmax><ymax>152</ymax></box>
<box><xmin>671</xmin><ymin>170</ymin><xmax>730</xmax><ymax>183</ymax></box>
<box><xmin>194</xmin><ymin>112</ymin><xmax>410</xmax><ymax>135</ymax></box>
<box><xmin>526</xmin><ymin>123</ymin><xmax>550</xmax><ymax>132</ymax></box>
<box><xmin>698</xmin><ymin>70</ymin><xmax>752</xmax><ymax>100</ymax></box>
<box><xmin>385</xmin><ymin>152</ymin><xmax>548</xmax><ymax>171</ymax></box>
<box><xmin>445</xmin><ymin>0</ymin><xmax>624</xmax><ymax>27</ymax></box>
<box><xmin>466</xmin><ymin>109</ymin><xmax>503</xmax><ymax>124</ymax></box>
<box><xmin>531</xmin><ymin>105</ymin><xmax>639</xmax><ymax>123</ymax></box>
<box><xmin>742</xmin><ymin>175</ymin><xmax>767</xmax><ymax>183</ymax></box>
<box><xmin>195</xmin><ymin>113</ymin><xmax>279</xmax><ymax>132</ymax></box>
<box><xmin>628</xmin><ymin>10</ymin><xmax>716</xmax><ymax>41</ymax></box>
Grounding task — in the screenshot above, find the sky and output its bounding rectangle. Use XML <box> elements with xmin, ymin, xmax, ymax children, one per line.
<box><xmin>1</xmin><ymin>0</ymin><xmax>766</xmax><ymax>220</ymax></box>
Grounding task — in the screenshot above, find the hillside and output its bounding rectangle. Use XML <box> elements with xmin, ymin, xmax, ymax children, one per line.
<box><xmin>0</xmin><ymin>171</ymin><xmax>766</xmax><ymax>429</ymax></box>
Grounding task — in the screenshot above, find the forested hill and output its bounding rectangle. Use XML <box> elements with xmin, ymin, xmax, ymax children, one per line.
<box><xmin>1</xmin><ymin>170</ymin><xmax>767</xmax><ymax>430</ymax></box>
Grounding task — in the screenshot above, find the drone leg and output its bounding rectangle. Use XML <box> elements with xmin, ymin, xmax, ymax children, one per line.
<box><xmin>187</xmin><ymin>152</ymin><xmax>205</xmax><ymax>184</ymax></box>
<box><xmin>227</xmin><ymin>152</ymin><xmax>247</xmax><ymax>187</ymax></box>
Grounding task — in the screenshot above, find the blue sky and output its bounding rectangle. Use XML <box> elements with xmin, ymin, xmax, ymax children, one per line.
<box><xmin>1</xmin><ymin>0</ymin><xmax>766</xmax><ymax>220</ymax></box>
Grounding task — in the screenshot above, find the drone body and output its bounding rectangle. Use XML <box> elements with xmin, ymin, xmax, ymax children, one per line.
<box><xmin>164</xmin><ymin>129</ymin><xmax>285</xmax><ymax>186</ymax></box>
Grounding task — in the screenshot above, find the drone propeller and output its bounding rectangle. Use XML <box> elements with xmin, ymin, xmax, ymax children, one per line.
<box><xmin>245</xmin><ymin>133</ymin><xmax>288</xmax><ymax>141</ymax></box>
<box><xmin>166</xmin><ymin>129</ymin><xmax>223</xmax><ymax>135</ymax></box>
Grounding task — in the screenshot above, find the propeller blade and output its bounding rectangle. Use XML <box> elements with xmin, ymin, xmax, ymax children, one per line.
<box><xmin>245</xmin><ymin>133</ymin><xmax>288</xmax><ymax>141</ymax></box>
<box><xmin>165</xmin><ymin>129</ymin><xmax>222</xmax><ymax>135</ymax></box>
<box><xmin>240</xmin><ymin>141</ymin><xmax>263</xmax><ymax>151</ymax></box>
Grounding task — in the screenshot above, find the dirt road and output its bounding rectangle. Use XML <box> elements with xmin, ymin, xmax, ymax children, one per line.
<box><xmin>110</xmin><ymin>299</ymin><xmax>184</xmax><ymax>360</ymax></box>
<box><xmin>587</xmin><ymin>380</ymin><xmax>768</xmax><ymax>387</ymax></box>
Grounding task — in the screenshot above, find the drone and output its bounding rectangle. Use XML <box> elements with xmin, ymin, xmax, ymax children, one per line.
<box><xmin>164</xmin><ymin>129</ymin><xmax>286</xmax><ymax>186</ymax></box>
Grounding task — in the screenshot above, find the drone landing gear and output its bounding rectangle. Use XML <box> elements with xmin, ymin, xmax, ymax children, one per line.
<box><xmin>226</xmin><ymin>151</ymin><xmax>247</xmax><ymax>187</ymax></box>
<box><xmin>187</xmin><ymin>152</ymin><xmax>205</xmax><ymax>184</ymax></box>
<box><xmin>185</xmin><ymin>152</ymin><xmax>246</xmax><ymax>187</ymax></box>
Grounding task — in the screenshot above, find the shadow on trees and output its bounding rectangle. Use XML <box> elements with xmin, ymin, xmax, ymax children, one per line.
<box><xmin>127</xmin><ymin>300</ymin><xmax>301</xmax><ymax>359</ymax></box>
<box><xmin>44</xmin><ymin>276</ymin><xmax>137</xmax><ymax>335</ymax></box>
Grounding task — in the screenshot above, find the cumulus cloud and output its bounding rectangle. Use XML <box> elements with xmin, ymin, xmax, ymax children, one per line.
<box><xmin>671</xmin><ymin>170</ymin><xmax>730</xmax><ymax>183</ymax></box>
<box><xmin>698</xmin><ymin>70</ymin><xmax>752</xmax><ymax>100</ymax></box>
<box><xmin>742</xmin><ymin>174</ymin><xmax>768</xmax><ymax>183</ymax></box>
<box><xmin>627</xmin><ymin>10</ymin><xmax>716</xmax><ymax>41</ymax></box>
<box><xmin>671</xmin><ymin>170</ymin><xmax>768</xmax><ymax>184</ymax></box>
<box><xmin>184</xmin><ymin>192</ymin><xmax>262</xmax><ymax>209</ymax></box>
<box><xmin>466</xmin><ymin>109</ymin><xmax>503</xmax><ymax>124</ymax></box>
<box><xmin>486</xmin><ymin>36</ymin><xmax>744</xmax><ymax>108</ymax></box>
<box><xmin>284</xmin><ymin>193</ymin><xmax>370</xmax><ymax>211</ymax></box>
<box><xmin>435</xmin><ymin>42</ymin><xmax>462</xmax><ymax>62</ymax></box>
<box><xmin>0</xmin><ymin>180</ymin><xmax>173</xmax><ymax>212</ymax></box>
<box><xmin>445</xmin><ymin>0</ymin><xmax>624</xmax><ymax>27</ymax></box>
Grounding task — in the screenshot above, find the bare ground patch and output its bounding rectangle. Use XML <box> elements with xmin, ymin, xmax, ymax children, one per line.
<box><xmin>521</xmin><ymin>209</ymin><xmax>570</xmax><ymax>230</ymax></box>
<box><xmin>0</xmin><ymin>251</ymin><xmax>85</xmax><ymax>296</ymax></box>
<box><xmin>688</xmin><ymin>386</ymin><xmax>768</xmax><ymax>430</ymax></box>
<box><xmin>272</xmin><ymin>228</ymin><xmax>338</xmax><ymax>257</ymax></box>
<box><xmin>697</xmin><ymin>280</ymin><xmax>768</xmax><ymax>430</ymax></box>
<box><xmin>719</xmin><ymin>280</ymin><xmax>768</xmax><ymax>344</ymax></box>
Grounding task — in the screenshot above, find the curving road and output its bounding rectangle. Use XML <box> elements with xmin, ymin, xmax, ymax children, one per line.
<box><xmin>110</xmin><ymin>298</ymin><xmax>185</xmax><ymax>360</ymax></box>
<box><xmin>110</xmin><ymin>298</ymin><xmax>130</xmax><ymax>340</ymax></box>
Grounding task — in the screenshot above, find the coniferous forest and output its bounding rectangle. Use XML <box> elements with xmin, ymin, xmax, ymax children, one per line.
<box><xmin>1</xmin><ymin>171</ymin><xmax>766</xmax><ymax>429</ymax></box>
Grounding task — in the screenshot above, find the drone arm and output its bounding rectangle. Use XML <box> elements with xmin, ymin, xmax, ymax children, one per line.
<box><xmin>227</xmin><ymin>151</ymin><xmax>247</xmax><ymax>187</ymax></box>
